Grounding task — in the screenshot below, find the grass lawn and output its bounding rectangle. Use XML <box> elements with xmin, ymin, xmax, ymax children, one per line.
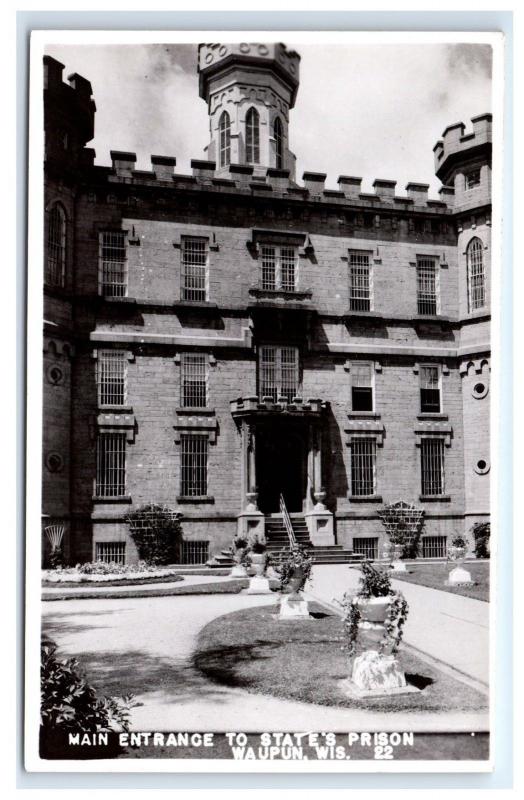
<box><xmin>390</xmin><ymin>561</ymin><xmax>490</xmax><ymax>602</ymax></box>
<box><xmin>194</xmin><ymin>603</ymin><xmax>488</xmax><ymax>713</ymax></box>
<box><xmin>41</xmin><ymin>579</ymin><xmax>267</xmax><ymax>600</ymax></box>
<box><xmin>42</xmin><ymin>574</ymin><xmax>185</xmax><ymax>589</ymax></box>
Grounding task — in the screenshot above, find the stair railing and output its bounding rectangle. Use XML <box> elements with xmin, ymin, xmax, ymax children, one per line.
<box><xmin>279</xmin><ymin>493</ymin><xmax>297</xmax><ymax>548</ymax></box>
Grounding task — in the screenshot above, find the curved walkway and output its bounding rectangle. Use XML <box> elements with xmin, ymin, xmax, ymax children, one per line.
<box><xmin>42</xmin><ymin>591</ymin><xmax>488</xmax><ymax>733</ymax></box>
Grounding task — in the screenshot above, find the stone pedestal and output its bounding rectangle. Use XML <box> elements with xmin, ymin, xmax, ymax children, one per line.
<box><xmin>279</xmin><ymin>594</ymin><xmax>310</xmax><ymax>619</ymax></box>
<box><xmin>391</xmin><ymin>560</ymin><xmax>407</xmax><ymax>573</ymax></box>
<box><xmin>340</xmin><ymin>650</ymin><xmax>419</xmax><ymax>698</ymax></box>
<box><xmin>230</xmin><ymin>564</ymin><xmax>248</xmax><ymax>577</ymax></box>
<box><xmin>447</xmin><ymin>565</ymin><xmax>474</xmax><ymax>586</ymax></box>
<box><xmin>245</xmin><ymin>576</ymin><xmax>272</xmax><ymax>595</ymax></box>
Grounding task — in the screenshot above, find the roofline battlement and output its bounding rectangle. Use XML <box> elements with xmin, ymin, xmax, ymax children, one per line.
<box><xmin>434</xmin><ymin>113</ymin><xmax>492</xmax><ymax>184</ymax></box>
<box><xmin>88</xmin><ymin>150</ymin><xmax>462</xmax><ymax>212</ymax></box>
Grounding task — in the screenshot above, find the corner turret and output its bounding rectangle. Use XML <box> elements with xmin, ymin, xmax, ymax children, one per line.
<box><xmin>433</xmin><ymin>114</ymin><xmax>492</xmax><ymax>211</ymax></box>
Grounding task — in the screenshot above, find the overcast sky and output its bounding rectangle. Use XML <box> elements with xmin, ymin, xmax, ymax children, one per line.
<box><xmin>45</xmin><ymin>41</ymin><xmax>492</xmax><ymax>195</ymax></box>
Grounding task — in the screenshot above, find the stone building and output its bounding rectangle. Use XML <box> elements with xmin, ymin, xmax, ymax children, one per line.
<box><xmin>42</xmin><ymin>42</ymin><xmax>491</xmax><ymax>566</ymax></box>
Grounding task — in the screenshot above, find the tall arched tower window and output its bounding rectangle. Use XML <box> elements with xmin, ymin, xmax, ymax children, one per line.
<box><xmin>245</xmin><ymin>107</ymin><xmax>260</xmax><ymax>164</ymax></box>
<box><xmin>219</xmin><ymin>111</ymin><xmax>231</xmax><ymax>168</ymax></box>
<box><xmin>467</xmin><ymin>237</ymin><xmax>485</xmax><ymax>311</ymax></box>
<box><xmin>274</xmin><ymin>116</ymin><xmax>283</xmax><ymax>169</ymax></box>
<box><xmin>46</xmin><ymin>204</ymin><xmax>66</xmax><ymax>287</ymax></box>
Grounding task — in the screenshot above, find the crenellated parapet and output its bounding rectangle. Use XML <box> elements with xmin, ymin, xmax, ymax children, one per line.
<box><xmin>433</xmin><ymin>114</ymin><xmax>492</xmax><ymax>186</ymax></box>
<box><xmin>44</xmin><ymin>55</ymin><xmax>96</xmax><ymax>166</ymax></box>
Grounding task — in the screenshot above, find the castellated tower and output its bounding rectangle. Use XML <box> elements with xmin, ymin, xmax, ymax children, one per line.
<box><xmin>198</xmin><ymin>42</ymin><xmax>300</xmax><ymax>178</ymax></box>
<box><xmin>434</xmin><ymin>114</ymin><xmax>492</xmax><ymax>537</ymax></box>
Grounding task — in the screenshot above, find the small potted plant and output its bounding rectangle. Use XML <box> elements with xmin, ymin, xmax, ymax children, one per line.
<box><xmin>276</xmin><ymin>544</ymin><xmax>313</xmax><ymax>597</ymax></box>
<box><xmin>248</xmin><ymin>536</ymin><xmax>267</xmax><ymax>576</ymax></box>
<box><xmin>231</xmin><ymin>535</ymin><xmax>249</xmax><ymax>577</ymax></box>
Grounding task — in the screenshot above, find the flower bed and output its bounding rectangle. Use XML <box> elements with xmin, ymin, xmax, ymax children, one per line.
<box><xmin>42</xmin><ymin>561</ymin><xmax>184</xmax><ymax>585</ymax></box>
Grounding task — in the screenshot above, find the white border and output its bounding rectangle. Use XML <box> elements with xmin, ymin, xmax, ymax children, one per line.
<box><xmin>25</xmin><ymin>28</ymin><xmax>505</xmax><ymax>774</ymax></box>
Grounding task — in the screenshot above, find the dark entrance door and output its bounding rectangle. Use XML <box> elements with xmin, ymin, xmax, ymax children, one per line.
<box><xmin>256</xmin><ymin>426</ymin><xmax>306</xmax><ymax>513</ymax></box>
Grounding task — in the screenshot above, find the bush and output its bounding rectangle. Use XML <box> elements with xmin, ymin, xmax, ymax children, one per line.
<box><xmin>125</xmin><ymin>504</ymin><xmax>183</xmax><ymax>565</ymax></box>
<box><xmin>472</xmin><ymin>522</ymin><xmax>490</xmax><ymax>558</ymax></box>
<box><xmin>40</xmin><ymin>639</ymin><xmax>133</xmax><ymax>758</ymax></box>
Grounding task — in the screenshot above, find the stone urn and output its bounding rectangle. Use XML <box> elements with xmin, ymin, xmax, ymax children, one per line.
<box><xmin>447</xmin><ymin>541</ymin><xmax>472</xmax><ymax>586</ymax></box>
<box><xmin>250</xmin><ymin>552</ymin><xmax>267</xmax><ymax>577</ymax></box>
<box><xmin>381</xmin><ymin>540</ymin><xmax>393</xmax><ymax>563</ymax></box>
<box><xmin>391</xmin><ymin>543</ymin><xmax>407</xmax><ymax>572</ymax></box>
<box><xmin>448</xmin><ymin>543</ymin><xmax>467</xmax><ymax>565</ymax></box>
<box><xmin>355</xmin><ymin>595</ymin><xmax>392</xmax><ymax>624</ymax></box>
<box><xmin>286</xmin><ymin>565</ymin><xmax>307</xmax><ymax>598</ymax></box>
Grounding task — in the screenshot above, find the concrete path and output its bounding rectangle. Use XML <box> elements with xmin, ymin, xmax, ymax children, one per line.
<box><xmin>307</xmin><ymin>565</ymin><xmax>489</xmax><ymax>687</ymax></box>
<box><xmin>42</xmin><ymin>592</ymin><xmax>488</xmax><ymax>733</ymax></box>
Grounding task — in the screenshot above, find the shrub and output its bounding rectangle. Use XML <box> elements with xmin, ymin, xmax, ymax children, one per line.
<box><xmin>40</xmin><ymin>639</ymin><xmax>134</xmax><ymax>758</ymax></box>
<box><xmin>377</xmin><ymin>500</ymin><xmax>424</xmax><ymax>559</ymax></box>
<box><xmin>125</xmin><ymin>504</ymin><xmax>183</xmax><ymax>565</ymax></box>
<box><xmin>472</xmin><ymin>521</ymin><xmax>490</xmax><ymax>558</ymax></box>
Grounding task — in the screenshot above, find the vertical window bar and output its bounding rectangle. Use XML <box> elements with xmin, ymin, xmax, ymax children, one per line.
<box><xmin>467</xmin><ymin>238</ymin><xmax>485</xmax><ymax>311</ymax></box>
<box><xmin>280</xmin><ymin>247</ymin><xmax>297</xmax><ymax>292</ymax></box>
<box><xmin>100</xmin><ymin>231</ymin><xmax>127</xmax><ymax>297</ymax></box>
<box><xmin>349</xmin><ymin>251</ymin><xmax>371</xmax><ymax>311</ymax></box>
<box><xmin>261</xmin><ymin>246</ymin><xmax>277</xmax><ymax>290</ymax></box>
<box><xmin>421</xmin><ymin>536</ymin><xmax>447</xmax><ymax>558</ymax></box>
<box><xmin>417</xmin><ymin>257</ymin><xmax>438</xmax><ymax>315</ymax></box>
<box><xmin>181</xmin><ymin>353</ymin><xmax>207</xmax><ymax>408</ymax></box>
<box><xmin>181</xmin><ymin>434</ymin><xmax>208</xmax><ymax>497</ymax></box>
<box><xmin>46</xmin><ymin>205</ymin><xmax>66</xmax><ymax>287</ymax></box>
<box><xmin>259</xmin><ymin>345</ymin><xmax>278</xmax><ymax>400</ymax></box>
<box><xmin>96</xmin><ymin>433</ymin><xmax>126</xmax><ymax>497</ymax></box>
<box><xmin>181</xmin><ymin>237</ymin><xmax>208</xmax><ymax>302</ymax></box>
<box><xmin>181</xmin><ymin>541</ymin><xmax>210</xmax><ymax>564</ymax></box>
<box><xmin>350</xmin><ymin>438</ymin><xmax>376</xmax><ymax>496</ymax></box>
<box><xmin>352</xmin><ymin>537</ymin><xmax>379</xmax><ymax>560</ymax></box>
<box><xmin>98</xmin><ymin>350</ymin><xmax>127</xmax><ymax>406</ymax></box>
<box><xmin>280</xmin><ymin>346</ymin><xmax>299</xmax><ymax>399</ymax></box>
<box><xmin>421</xmin><ymin>438</ymin><xmax>444</xmax><ymax>496</ymax></box>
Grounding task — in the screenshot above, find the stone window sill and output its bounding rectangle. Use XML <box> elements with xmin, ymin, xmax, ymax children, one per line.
<box><xmin>419</xmin><ymin>494</ymin><xmax>451</xmax><ymax>502</ymax></box>
<box><xmin>99</xmin><ymin>405</ymin><xmax>134</xmax><ymax>414</ymax></box>
<box><xmin>417</xmin><ymin>413</ymin><xmax>448</xmax><ymax>420</ymax></box>
<box><xmin>176</xmin><ymin>495</ymin><xmax>215</xmax><ymax>504</ymax></box>
<box><xmin>348</xmin><ymin>495</ymin><xmax>383</xmax><ymax>503</ymax></box>
<box><xmin>175</xmin><ymin>407</ymin><xmax>216</xmax><ymax>416</ymax></box>
<box><xmin>92</xmin><ymin>495</ymin><xmax>132</xmax><ymax>504</ymax></box>
<box><xmin>347</xmin><ymin>411</ymin><xmax>381</xmax><ymax>419</ymax></box>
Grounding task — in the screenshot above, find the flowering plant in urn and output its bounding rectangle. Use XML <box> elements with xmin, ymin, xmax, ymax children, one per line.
<box><xmin>275</xmin><ymin>544</ymin><xmax>313</xmax><ymax>597</ymax></box>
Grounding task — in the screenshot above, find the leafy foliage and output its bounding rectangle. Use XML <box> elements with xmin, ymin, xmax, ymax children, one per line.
<box><xmin>450</xmin><ymin>535</ymin><xmax>467</xmax><ymax>548</ymax></box>
<box><xmin>471</xmin><ymin>521</ymin><xmax>490</xmax><ymax>559</ymax></box>
<box><xmin>339</xmin><ymin>588</ymin><xmax>409</xmax><ymax>658</ymax></box>
<box><xmin>378</xmin><ymin>500</ymin><xmax>424</xmax><ymax>558</ymax></box>
<box><xmin>249</xmin><ymin>536</ymin><xmax>267</xmax><ymax>554</ymax></box>
<box><xmin>274</xmin><ymin>544</ymin><xmax>313</xmax><ymax>591</ymax></box>
<box><xmin>125</xmin><ymin>504</ymin><xmax>183</xmax><ymax>565</ymax></box>
<box><xmin>357</xmin><ymin>560</ymin><xmax>392</xmax><ymax>598</ymax></box>
<box><xmin>40</xmin><ymin>640</ymin><xmax>134</xmax><ymax>753</ymax></box>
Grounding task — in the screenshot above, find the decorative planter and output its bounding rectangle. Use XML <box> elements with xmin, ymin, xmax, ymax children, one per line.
<box><xmin>448</xmin><ymin>544</ymin><xmax>467</xmax><ymax>563</ymax></box>
<box><xmin>381</xmin><ymin>540</ymin><xmax>393</xmax><ymax>562</ymax></box>
<box><xmin>250</xmin><ymin>552</ymin><xmax>267</xmax><ymax>577</ymax></box>
<box><xmin>355</xmin><ymin>595</ymin><xmax>392</xmax><ymax>624</ymax></box>
<box><xmin>391</xmin><ymin>543</ymin><xmax>407</xmax><ymax>572</ymax></box>
<box><xmin>447</xmin><ymin>544</ymin><xmax>473</xmax><ymax>586</ymax></box>
<box><xmin>286</xmin><ymin>566</ymin><xmax>307</xmax><ymax>597</ymax></box>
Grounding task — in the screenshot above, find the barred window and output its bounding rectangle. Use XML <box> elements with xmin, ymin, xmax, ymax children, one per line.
<box><xmin>181</xmin><ymin>541</ymin><xmax>209</xmax><ymax>565</ymax></box>
<box><xmin>259</xmin><ymin>345</ymin><xmax>299</xmax><ymax>401</ymax></box>
<box><xmin>467</xmin><ymin>238</ymin><xmax>485</xmax><ymax>311</ymax></box>
<box><xmin>349</xmin><ymin>251</ymin><xmax>372</xmax><ymax>311</ymax></box>
<box><xmin>100</xmin><ymin>231</ymin><xmax>127</xmax><ymax>297</ymax></box>
<box><xmin>420</xmin><ymin>438</ymin><xmax>445</xmax><ymax>496</ymax></box>
<box><xmin>420</xmin><ymin>365</ymin><xmax>440</xmax><ymax>413</ymax></box>
<box><xmin>352</xmin><ymin>537</ymin><xmax>379</xmax><ymax>560</ymax></box>
<box><xmin>181</xmin><ymin>237</ymin><xmax>208</xmax><ymax>302</ymax></box>
<box><xmin>351</xmin><ymin>362</ymin><xmax>373</xmax><ymax>412</ymax></box>
<box><xmin>219</xmin><ymin>111</ymin><xmax>231</xmax><ymax>168</ymax></box>
<box><xmin>180</xmin><ymin>434</ymin><xmax>208</xmax><ymax>497</ymax></box>
<box><xmin>274</xmin><ymin>116</ymin><xmax>283</xmax><ymax>169</ymax></box>
<box><xmin>465</xmin><ymin>169</ymin><xmax>481</xmax><ymax>189</ymax></box>
<box><xmin>46</xmin><ymin>204</ymin><xmax>66</xmax><ymax>287</ymax></box>
<box><xmin>246</xmin><ymin>107</ymin><xmax>260</xmax><ymax>164</ymax></box>
<box><xmin>181</xmin><ymin>353</ymin><xmax>207</xmax><ymax>408</ymax></box>
<box><xmin>95</xmin><ymin>542</ymin><xmax>126</xmax><ymax>564</ymax></box>
<box><xmin>421</xmin><ymin>536</ymin><xmax>447</xmax><ymax>558</ymax></box>
<box><xmin>95</xmin><ymin>433</ymin><xmax>126</xmax><ymax>497</ymax></box>
<box><xmin>350</xmin><ymin>438</ymin><xmax>376</xmax><ymax>496</ymax></box>
<box><xmin>98</xmin><ymin>350</ymin><xmax>127</xmax><ymax>406</ymax></box>
<box><xmin>416</xmin><ymin>257</ymin><xmax>438</xmax><ymax>315</ymax></box>
<box><xmin>260</xmin><ymin>245</ymin><xmax>297</xmax><ymax>291</ymax></box>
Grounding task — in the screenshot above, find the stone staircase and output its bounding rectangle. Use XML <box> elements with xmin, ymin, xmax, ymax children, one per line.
<box><xmin>206</xmin><ymin>516</ymin><xmax>364</xmax><ymax>568</ymax></box>
<box><xmin>265</xmin><ymin>516</ymin><xmax>364</xmax><ymax>565</ymax></box>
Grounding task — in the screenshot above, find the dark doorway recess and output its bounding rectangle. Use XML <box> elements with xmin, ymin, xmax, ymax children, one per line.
<box><xmin>256</xmin><ymin>425</ymin><xmax>307</xmax><ymax>513</ymax></box>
